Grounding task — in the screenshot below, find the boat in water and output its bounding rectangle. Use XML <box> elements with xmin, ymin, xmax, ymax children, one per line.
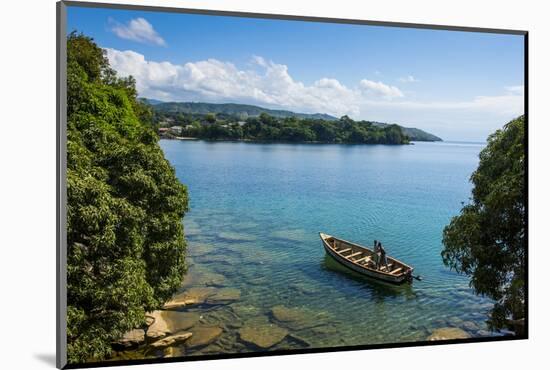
<box><xmin>319</xmin><ymin>232</ymin><xmax>414</xmax><ymax>284</ymax></box>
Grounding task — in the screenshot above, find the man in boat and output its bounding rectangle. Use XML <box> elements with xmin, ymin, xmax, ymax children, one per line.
<box><xmin>373</xmin><ymin>240</ymin><xmax>379</xmax><ymax>267</ymax></box>
<box><xmin>377</xmin><ymin>241</ymin><xmax>389</xmax><ymax>270</ymax></box>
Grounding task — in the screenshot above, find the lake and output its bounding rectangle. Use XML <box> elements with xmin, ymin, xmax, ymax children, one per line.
<box><xmin>156</xmin><ymin>139</ymin><xmax>496</xmax><ymax>356</ymax></box>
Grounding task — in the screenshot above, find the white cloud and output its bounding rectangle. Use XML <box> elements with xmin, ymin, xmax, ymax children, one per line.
<box><xmin>360</xmin><ymin>93</ymin><xmax>524</xmax><ymax>116</ymax></box>
<box><xmin>251</xmin><ymin>55</ymin><xmax>268</xmax><ymax>68</ymax></box>
<box><xmin>355</xmin><ymin>90</ymin><xmax>524</xmax><ymax>141</ymax></box>
<box><xmin>398</xmin><ymin>75</ymin><xmax>419</xmax><ymax>83</ymax></box>
<box><xmin>506</xmin><ymin>85</ymin><xmax>524</xmax><ymax>95</ymax></box>
<box><xmin>105</xmin><ymin>48</ymin><xmax>524</xmax><ymax>140</ymax></box>
<box><xmin>359</xmin><ymin>79</ymin><xmax>404</xmax><ymax>99</ymax></box>
<box><xmin>110</xmin><ymin>18</ymin><xmax>166</xmax><ymax>46</ymax></box>
<box><xmin>106</xmin><ymin>48</ymin><xmax>361</xmax><ymax>116</ymax></box>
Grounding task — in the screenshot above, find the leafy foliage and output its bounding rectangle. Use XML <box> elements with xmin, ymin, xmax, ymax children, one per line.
<box><xmin>442</xmin><ymin>116</ymin><xmax>525</xmax><ymax>330</ymax></box>
<box><xmin>163</xmin><ymin>112</ymin><xmax>410</xmax><ymax>144</ymax></box>
<box><xmin>149</xmin><ymin>100</ymin><xmax>442</xmax><ymax>141</ymax></box>
<box><xmin>66</xmin><ymin>32</ymin><xmax>188</xmax><ymax>363</ymax></box>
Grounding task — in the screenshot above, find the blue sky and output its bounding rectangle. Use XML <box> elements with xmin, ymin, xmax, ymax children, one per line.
<box><xmin>67</xmin><ymin>5</ymin><xmax>525</xmax><ymax>141</ymax></box>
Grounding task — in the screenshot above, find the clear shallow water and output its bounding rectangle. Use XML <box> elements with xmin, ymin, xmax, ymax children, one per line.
<box><xmin>151</xmin><ymin>140</ymin><xmax>496</xmax><ymax>356</ymax></box>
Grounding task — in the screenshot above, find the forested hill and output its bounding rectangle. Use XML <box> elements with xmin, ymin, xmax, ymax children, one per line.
<box><xmin>148</xmin><ymin>100</ymin><xmax>337</xmax><ymax>121</ymax></box>
<box><xmin>371</xmin><ymin>123</ymin><xmax>442</xmax><ymax>142</ymax></box>
<box><xmin>144</xmin><ymin>99</ymin><xmax>442</xmax><ymax>141</ymax></box>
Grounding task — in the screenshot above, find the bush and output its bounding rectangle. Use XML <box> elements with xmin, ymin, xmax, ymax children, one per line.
<box><xmin>66</xmin><ymin>32</ymin><xmax>188</xmax><ymax>363</ymax></box>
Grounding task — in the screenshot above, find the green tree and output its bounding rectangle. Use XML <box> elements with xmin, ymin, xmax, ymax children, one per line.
<box><xmin>178</xmin><ymin>110</ymin><xmax>409</xmax><ymax>144</ymax></box>
<box><xmin>205</xmin><ymin>112</ymin><xmax>216</xmax><ymax>123</ymax></box>
<box><xmin>66</xmin><ymin>32</ymin><xmax>189</xmax><ymax>363</ymax></box>
<box><xmin>311</xmin><ymin>121</ymin><xmax>337</xmax><ymax>142</ymax></box>
<box><xmin>384</xmin><ymin>124</ymin><xmax>409</xmax><ymax>144</ymax></box>
<box><xmin>442</xmin><ymin>116</ymin><xmax>525</xmax><ymax>332</ymax></box>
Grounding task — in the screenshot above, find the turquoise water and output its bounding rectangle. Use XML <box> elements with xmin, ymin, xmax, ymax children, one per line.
<box><xmin>156</xmin><ymin>140</ymin><xmax>496</xmax><ymax>356</ymax></box>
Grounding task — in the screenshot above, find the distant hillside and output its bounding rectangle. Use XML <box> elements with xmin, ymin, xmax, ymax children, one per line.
<box><xmin>141</xmin><ymin>98</ymin><xmax>165</xmax><ymax>105</ymax></box>
<box><xmin>402</xmin><ymin>127</ymin><xmax>442</xmax><ymax>142</ymax></box>
<box><xmin>371</xmin><ymin>122</ymin><xmax>442</xmax><ymax>142</ymax></box>
<box><xmin>144</xmin><ymin>99</ymin><xmax>442</xmax><ymax>141</ymax></box>
<box><xmin>149</xmin><ymin>101</ymin><xmax>337</xmax><ymax>121</ymax></box>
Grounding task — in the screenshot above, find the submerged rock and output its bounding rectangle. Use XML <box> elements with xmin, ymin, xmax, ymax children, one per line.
<box><xmin>199</xmin><ymin>272</ymin><xmax>227</xmax><ymax>287</ymax></box>
<box><xmin>447</xmin><ymin>316</ymin><xmax>463</xmax><ymax>327</ymax></box>
<box><xmin>186</xmin><ymin>326</ymin><xmax>223</xmax><ymax>348</ymax></box>
<box><xmin>197</xmin><ymin>254</ymin><xmax>239</xmax><ymax>265</ymax></box>
<box><xmin>476</xmin><ymin>329</ymin><xmax>492</xmax><ymax>337</ymax></box>
<box><xmin>200</xmin><ymin>306</ymin><xmax>243</xmax><ymax>329</ymax></box>
<box><xmin>218</xmin><ymin>231</ymin><xmax>257</xmax><ymax>242</ymax></box>
<box><xmin>187</xmin><ymin>243</ymin><xmax>216</xmax><ymax>257</ymax></box>
<box><xmin>241</xmin><ymin>249</ymin><xmax>273</xmax><ymax>266</ymax></box>
<box><xmin>271</xmin><ymin>305</ymin><xmax>323</xmax><ymax>330</ymax></box>
<box><xmin>310</xmin><ymin>324</ymin><xmax>338</xmax><ymax>336</ymax></box>
<box><xmin>238</xmin><ymin>318</ymin><xmax>289</xmax><ymax>349</ymax></box>
<box><xmin>247</xmin><ymin>276</ymin><xmax>269</xmax><ymax>286</ymax></box>
<box><xmin>146</xmin><ymin>311</ymin><xmax>200</xmax><ymax>341</ymax></box>
<box><xmin>163</xmin><ymin>287</ymin><xmax>217</xmax><ymax>309</ymax></box>
<box><xmin>112</xmin><ymin>329</ymin><xmax>145</xmax><ymax>349</ymax></box>
<box><xmin>232</xmin><ymin>221</ymin><xmax>259</xmax><ymax>230</ymax></box>
<box><xmin>149</xmin><ymin>332</ymin><xmax>193</xmax><ymax>349</ymax></box>
<box><xmin>289</xmin><ymin>282</ymin><xmax>317</xmax><ymax>295</ymax></box>
<box><xmin>230</xmin><ymin>303</ymin><xmax>262</xmax><ymax>318</ymax></box>
<box><xmin>270</xmin><ymin>229</ymin><xmax>308</xmax><ymax>243</ymax></box>
<box><xmin>287</xmin><ymin>333</ymin><xmax>312</xmax><ymax>348</ymax></box>
<box><xmin>206</xmin><ymin>288</ymin><xmax>241</xmax><ymax>305</ymax></box>
<box><xmin>461</xmin><ymin>321</ymin><xmax>479</xmax><ymax>332</ymax></box>
<box><xmin>427</xmin><ymin>327</ymin><xmax>471</xmax><ymax>341</ymax></box>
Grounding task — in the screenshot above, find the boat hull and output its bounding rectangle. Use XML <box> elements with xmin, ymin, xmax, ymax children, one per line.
<box><xmin>320</xmin><ymin>233</ymin><xmax>412</xmax><ymax>284</ymax></box>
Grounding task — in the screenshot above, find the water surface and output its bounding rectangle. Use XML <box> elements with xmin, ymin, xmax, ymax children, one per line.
<box><xmin>156</xmin><ymin>140</ymin><xmax>495</xmax><ymax>355</ymax></box>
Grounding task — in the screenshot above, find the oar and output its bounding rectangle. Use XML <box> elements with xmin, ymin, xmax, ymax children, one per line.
<box><xmin>412</xmin><ymin>274</ymin><xmax>423</xmax><ymax>281</ymax></box>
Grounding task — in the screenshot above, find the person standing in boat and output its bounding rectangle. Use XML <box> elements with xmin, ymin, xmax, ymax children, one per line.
<box><xmin>377</xmin><ymin>241</ymin><xmax>389</xmax><ymax>270</ymax></box>
<box><xmin>373</xmin><ymin>240</ymin><xmax>379</xmax><ymax>267</ymax></box>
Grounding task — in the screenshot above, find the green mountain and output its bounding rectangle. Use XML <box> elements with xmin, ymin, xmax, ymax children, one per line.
<box><xmin>145</xmin><ymin>99</ymin><xmax>442</xmax><ymax>141</ymax></box>
<box><xmin>149</xmin><ymin>101</ymin><xmax>337</xmax><ymax>121</ymax></box>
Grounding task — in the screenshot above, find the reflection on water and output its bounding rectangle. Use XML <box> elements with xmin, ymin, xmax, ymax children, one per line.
<box><xmin>321</xmin><ymin>255</ymin><xmax>417</xmax><ymax>301</ymax></box>
<box><xmin>112</xmin><ymin>140</ymin><xmax>503</xmax><ymax>360</ymax></box>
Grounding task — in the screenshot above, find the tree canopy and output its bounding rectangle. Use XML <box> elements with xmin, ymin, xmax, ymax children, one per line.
<box><xmin>150</xmin><ymin>101</ymin><xmax>442</xmax><ymax>142</ymax></box>
<box><xmin>66</xmin><ymin>32</ymin><xmax>188</xmax><ymax>363</ymax></box>
<box><xmin>161</xmin><ymin>112</ymin><xmax>410</xmax><ymax>144</ymax></box>
<box><xmin>442</xmin><ymin>115</ymin><xmax>525</xmax><ymax>331</ymax></box>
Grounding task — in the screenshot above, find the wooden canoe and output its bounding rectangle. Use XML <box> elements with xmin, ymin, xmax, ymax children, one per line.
<box><xmin>319</xmin><ymin>232</ymin><xmax>414</xmax><ymax>284</ymax></box>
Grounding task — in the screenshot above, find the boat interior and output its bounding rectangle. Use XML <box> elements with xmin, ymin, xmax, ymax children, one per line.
<box><xmin>326</xmin><ymin>236</ymin><xmax>407</xmax><ymax>276</ymax></box>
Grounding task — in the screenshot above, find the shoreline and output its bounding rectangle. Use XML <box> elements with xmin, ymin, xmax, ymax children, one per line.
<box><xmin>159</xmin><ymin>136</ymin><xmax>437</xmax><ymax>146</ymax></box>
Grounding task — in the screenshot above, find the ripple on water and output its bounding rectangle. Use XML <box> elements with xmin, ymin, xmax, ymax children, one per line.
<box><xmin>152</xmin><ymin>140</ymin><xmax>500</xmax><ymax>357</ymax></box>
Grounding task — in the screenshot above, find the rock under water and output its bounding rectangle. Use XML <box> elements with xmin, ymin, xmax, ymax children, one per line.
<box><xmin>149</xmin><ymin>332</ymin><xmax>193</xmax><ymax>349</ymax></box>
<box><xmin>146</xmin><ymin>311</ymin><xmax>200</xmax><ymax>341</ymax></box>
<box><xmin>186</xmin><ymin>326</ymin><xmax>223</xmax><ymax>348</ymax></box>
<box><xmin>271</xmin><ymin>305</ymin><xmax>325</xmax><ymax>330</ymax></box>
<box><xmin>206</xmin><ymin>288</ymin><xmax>241</xmax><ymax>305</ymax></box>
<box><xmin>238</xmin><ymin>317</ymin><xmax>289</xmax><ymax>349</ymax></box>
<box><xmin>163</xmin><ymin>287</ymin><xmax>217</xmax><ymax>309</ymax></box>
<box><xmin>427</xmin><ymin>327</ymin><xmax>471</xmax><ymax>341</ymax></box>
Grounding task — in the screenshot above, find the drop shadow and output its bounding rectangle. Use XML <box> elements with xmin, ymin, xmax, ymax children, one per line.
<box><xmin>34</xmin><ymin>353</ymin><xmax>57</xmax><ymax>367</ymax></box>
